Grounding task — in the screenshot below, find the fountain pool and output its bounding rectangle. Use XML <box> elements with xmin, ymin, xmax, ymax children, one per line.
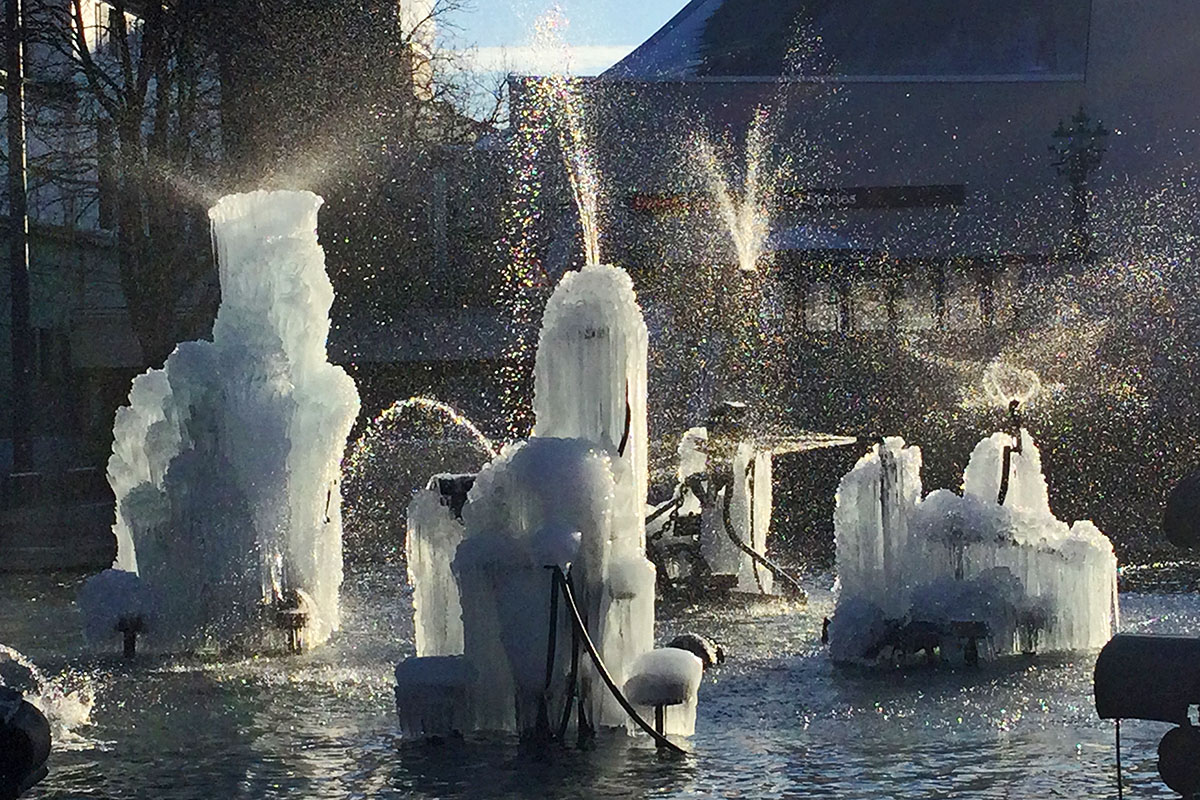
<box><xmin>2</xmin><ymin>566</ymin><xmax>1194</xmax><ymax>799</ymax></box>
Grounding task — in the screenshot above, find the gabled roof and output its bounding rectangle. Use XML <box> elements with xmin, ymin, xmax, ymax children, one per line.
<box><xmin>606</xmin><ymin>0</ymin><xmax>1091</xmax><ymax>80</ymax></box>
<box><xmin>605</xmin><ymin>0</ymin><xmax>725</xmax><ymax>79</ymax></box>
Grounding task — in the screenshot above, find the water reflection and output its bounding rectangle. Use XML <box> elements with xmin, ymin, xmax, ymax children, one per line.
<box><xmin>0</xmin><ymin>568</ymin><xmax>1194</xmax><ymax>799</ymax></box>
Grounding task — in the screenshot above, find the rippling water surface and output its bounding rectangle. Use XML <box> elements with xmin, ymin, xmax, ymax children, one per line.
<box><xmin>2</xmin><ymin>567</ymin><xmax>1195</xmax><ymax>799</ymax></box>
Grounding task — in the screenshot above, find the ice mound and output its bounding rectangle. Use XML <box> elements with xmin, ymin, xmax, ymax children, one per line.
<box><xmin>398</xmin><ymin>264</ymin><xmax>686</xmax><ymax>742</ymax></box>
<box><xmin>77</xmin><ymin>569</ymin><xmax>155</xmax><ymax>647</ymax></box>
<box><xmin>830</xmin><ymin>431</ymin><xmax>1118</xmax><ymax>663</ymax></box>
<box><xmin>453</xmin><ymin>437</ymin><xmax>646</xmax><ymax>733</ymax></box>
<box><xmin>96</xmin><ymin>190</ymin><xmax>360</xmax><ymax>652</ymax></box>
<box><xmin>624</xmin><ymin>648</ymin><xmax>703</xmax><ymax>736</ymax></box>
<box><xmin>534</xmin><ymin>263</ymin><xmax>649</xmax><ymax>532</ymax></box>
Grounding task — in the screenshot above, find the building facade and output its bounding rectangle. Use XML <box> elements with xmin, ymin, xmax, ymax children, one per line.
<box><xmin>512</xmin><ymin>0</ymin><xmax>1200</xmax><ymax>336</ymax></box>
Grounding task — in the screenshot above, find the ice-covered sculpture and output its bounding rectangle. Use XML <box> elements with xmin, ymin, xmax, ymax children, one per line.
<box><xmin>829</xmin><ymin>428</ymin><xmax>1118</xmax><ymax>663</ymax></box>
<box><xmin>81</xmin><ymin>190</ymin><xmax>360</xmax><ymax>652</ymax></box>
<box><xmin>407</xmin><ymin>474</ymin><xmax>469</xmax><ymax>657</ymax></box>
<box><xmin>398</xmin><ymin>265</ymin><xmax>694</xmax><ymax>741</ymax></box>
<box><xmin>700</xmin><ymin>438</ymin><xmax>774</xmax><ymax>595</ymax></box>
<box><xmin>648</xmin><ymin>421</ymin><xmax>778</xmax><ymax>598</ymax></box>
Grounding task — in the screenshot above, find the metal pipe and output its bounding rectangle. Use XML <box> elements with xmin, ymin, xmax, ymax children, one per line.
<box><xmin>645</xmin><ymin>495</ymin><xmax>684</xmax><ymax>527</ymax></box>
<box><xmin>720</xmin><ymin>475</ymin><xmax>806</xmax><ymax>599</ymax></box>
<box><xmin>556</xmin><ymin>571</ymin><xmax>581</xmax><ymax>742</ymax></box>
<box><xmin>997</xmin><ymin>400</ymin><xmax>1024</xmax><ymax>506</ymax></box>
<box><xmin>5</xmin><ymin>0</ymin><xmax>33</xmax><ymax>475</ymax></box>
<box><xmin>551</xmin><ymin>567</ymin><xmax>687</xmax><ymax>755</ymax></box>
<box><xmin>1115</xmin><ymin>718</ymin><xmax>1123</xmax><ymax>800</ymax></box>
<box><xmin>537</xmin><ymin>566</ymin><xmax>560</xmax><ymax>740</ymax></box>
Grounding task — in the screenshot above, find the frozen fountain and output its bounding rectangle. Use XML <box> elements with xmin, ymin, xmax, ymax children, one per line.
<box><xmin>647</xmin><ymin>407</ymin><xmax>856</xmax><ymax>601</ymax></box>
<box><xmin>828</xmin><ymin>396</ymin><xmax>1119</xmax><ymax>664</ymax></box>
<box><xmin>398</xmin><ymin>264</ymin><xmax>701</xmax><ymax>748</ymax></box>
<box><xmin>78</xmin><ymin>190</ymin><xmax>360</xmax><ymax>654</ymax></box>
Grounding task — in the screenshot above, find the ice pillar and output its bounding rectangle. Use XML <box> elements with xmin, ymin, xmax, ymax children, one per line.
<box><xmin>89</xmin><ymin>190</ymin><xmax>359</xmax><ymax>652</ymax></box>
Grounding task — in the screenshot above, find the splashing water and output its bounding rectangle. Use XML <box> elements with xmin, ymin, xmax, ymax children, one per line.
<box><xmin>0</xmin><ymin>644</ymin><xmax>94</xmax><ymax>747</ymax></box>
<box><xmin>692</xmin><ymin>106</ymin><xmax>779</xmax><ymax>272</ymax></box>
<box><xmin>529</xmin><ymin>8</ymin><xmax>603</xmax><ymax>268</ymax></box>
<box><xmin>497</xmin><ymin>7</ymin><xmax>606</xmax><ymax>434</ymax></box>
<box><xmin>347</xmin><ymin>398</ymin><xmax>498</xmax><ymax>463</ymax></box>
<box><xmin>980</xmin><ymin>359</ymin><xmax>1043</xmax><ymax>408</ymax></box>
<box><xmin>342</xmin><ymin>398</ymin><xmax>497</xmax><ymax>561</ymax></box>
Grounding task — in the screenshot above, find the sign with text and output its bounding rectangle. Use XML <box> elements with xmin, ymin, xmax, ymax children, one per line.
<box><xmin>628</xmin><ymin>185</ymin><xmax>965</xmax><ymax>215</ymax></box>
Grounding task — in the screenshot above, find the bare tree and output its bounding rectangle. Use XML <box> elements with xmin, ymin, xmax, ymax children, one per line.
<box><xmin>30</xmin><ymin>0</ymin><xmax>503</xmax><ymax>369</ymax></box>
<box><xmin>31</xmin><ymin>0</ymin><xmax>222</xmax><ymax>368</ymax></box>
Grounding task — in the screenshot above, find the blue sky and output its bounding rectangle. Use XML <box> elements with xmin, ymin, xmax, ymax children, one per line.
<box><xmin>442</xmin><ymin>0</ymin><xmax>687</xmax><ymax>76</ymax></box>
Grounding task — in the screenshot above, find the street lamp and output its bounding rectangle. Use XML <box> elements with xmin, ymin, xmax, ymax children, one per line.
<box><xmin>1049</xmin><ymin>105</ymin><xmax>1109</xmax><ymax>261</ymax></box>
<box><xmin>4</xmin><ymin>0</ymin><xmax>32</xmax><ymax>480</ymax></box>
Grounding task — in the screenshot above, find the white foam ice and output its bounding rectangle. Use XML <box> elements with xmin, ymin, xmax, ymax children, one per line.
<box><xmin>830</xmin><ymin>431</ymin><xmax>1118</xmax><ymax>662</ymax></box>
<box><xmin>84</xmin><ymin>190</ymin><xmax>359</xmax><ymax>652</ymax></box>
<box><xmin>398</xmin><ymin>264</ymin><xmax>687</xmax><ymax>741</ymax></box>
<box><xmin>624</xmin><ymin>648</ymin><xmax>703</xmax><ymax>736</ymax></box>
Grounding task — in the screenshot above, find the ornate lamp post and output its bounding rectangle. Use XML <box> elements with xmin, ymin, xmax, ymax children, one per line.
<box><xmin>1049</xmin><ymin>106</ymin><xmax>1108</xmax><ymax>262</ymax></box>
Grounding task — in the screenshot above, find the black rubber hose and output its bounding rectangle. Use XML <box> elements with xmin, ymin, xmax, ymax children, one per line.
<box><xmin>645</xmin><ymin>495</ymin><xmax>684</xmax><ymax>527</ymax></box>
<box><xmin>998</xmin><ymin>444</ymin><xmax>1014</xmax><ymax>506</ymax></box>
<box><xmin>537</xmin><ymin>567</ymin><xmax>560</xmax><ymax>739</ymax></box>
<box><xmin>745</xmin><ymin>460</ymin><xmax>766</xmax><ymax>595</ymax></box>
<box><xmin>557</xmin><ymin>572</ymin><xmax>581</xmax><ymax>741</ymax></box>
<box><xmin>720</xmin><ymin>476</ymin><xmax>807</xmax><ymax>600</ymax></box>
<box><xmin>551</xmin><ymin>567</ymin><xmax>688</xmax><ymax>756</ymax></box>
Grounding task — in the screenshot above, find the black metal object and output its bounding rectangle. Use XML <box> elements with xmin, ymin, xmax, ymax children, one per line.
<box><xmin>1095</xmin><ymin>634</ymin><xmax>1200</xmax><ymax>798</ymax></box>
<box><xmin>646</xmin><ymin>475</ymin><xmax>722</xmax><ymax>600</ymax></box>
<box><xmin>432</xmin><ymin>474</ymin><xmax>476</xmax><ymax>520</ymax></box>
<box><xmin>116</xmin><ymin>615</ymin><xmax>144</xmax><ymax>658</ymax></box>
<box><xmin>557</xmin><ymin>571</ymin><xmax>582</xmax><ymax>743</ymax></box>
<box><xmin>536</xmin><ymin>566</ymin><xmax>560</xmax><ymax>741</ymax></box>
<box><xmin>1163</xmin><ymin>468</ymin><xmax>1200</xmax><ymax>550</ymax></box>
<box><xmin>0</xmin><ymin>686</ymin><xmax>50</xmax><ymax>800</ymax></box>
<box><xmin>617</xmin><ymin>380</ymin><xmax>632</xmax><ymax>457</ymax></box>
<box><xmin>997</xmin><ymin>400</ymin><xmax>1024</xmax><ymax>506</ymax></box>
<box><xmin>1094</xmin><ymin>634</ymin><xmax>1200</xmax><ymax>725</ymax></box>
<box><xmin>665</xmin><ymin>633</ymin><xmax>725</xmax><ymax>670</ymax></box>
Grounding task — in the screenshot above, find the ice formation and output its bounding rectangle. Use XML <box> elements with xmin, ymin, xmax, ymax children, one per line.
<box><xmin>648</xmin><ymin>425</ymin><xmax>776</xmax><ymax>596</ymax></box>
<box><xmin>398</xmin><ymin>264</ymin><xmax>690</xmax><ymax>740</ymax></box>
<box><xmin>407</xmin><ymin>475</ymin><xmax>468</xmax><ymax>657</ymax></box>
<box><xmin>77</xmin><ymin>568</ymin><xmax>155</xmax><ymax>645</ymax></box>
<box><xmin>624</xmin><ymin>648</ymin><xmax>703</xmax><ymax>734</ymax></box>
<box><xmin>533</xmin><ymin>263</ymin><xmax>649</xmax><ymax>528</ymax></box>
<box><xmin>81</xmin><ymin>190</ymin><xmax>359</xmax><ymax>652</ymax></box>
<box><xmin>700</xmin><ymin>439</ymin><xmax>774</xmax><ymax>594</ymax></box>
<box><xmin>829</xmin><ymin>431</ymin><xmax>1118</xmax><ymax>663</ymax></box>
